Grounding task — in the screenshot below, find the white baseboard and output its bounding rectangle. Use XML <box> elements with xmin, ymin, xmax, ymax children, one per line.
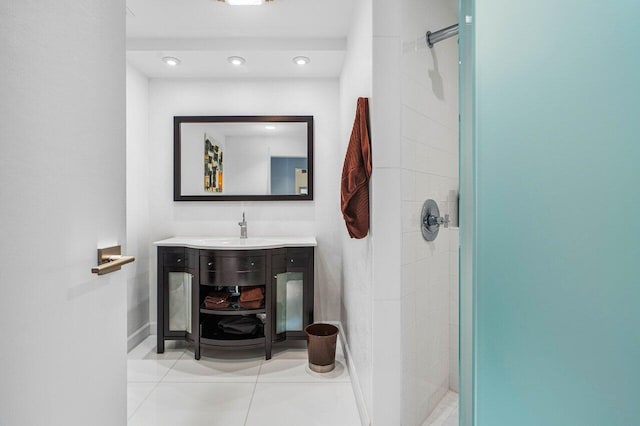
<box><xmin>327</xmin><ymin>321</ymin><xmax>371</xmax><ymax>426</ymax></box>
<box><xmin>127</xmin><ymin>322</ymin><xmax>151</xmax><ymax>352</ymax></box>
<box><xmin>149</xmin><ymin>321</ymin><xmax>157</xmax><ymax>335</ymax></box>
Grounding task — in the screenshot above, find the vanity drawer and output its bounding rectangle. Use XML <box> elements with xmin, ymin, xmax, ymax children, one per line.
<box><xmin>228</xmin><ymin>255</ymin><xmax>265</xmax><ymax>286</ymax></box>
<box><xmin>285</xmin><ymin>250</ymin><xmax>310</xmax><ymax>270</ymax></box>
<box><xmin>164</xmin><ymin>250</ymin><xmax>187</xmax><ymax>267</ymax></box>
<box><xmin>200</xmin><ymin>255</ymin><xmax>220</xmax><ymax>285</ymax></box>
<box><xmin>200</xmin><ymin>254</ymin><xmax>266</xmax><ymax>286</ymax></box>
<box><xmin>231</xmin><ymin>255</ymin><xmax>265</xmax><ymax>273</ymax></box>
<box><xmin>200</xmin><ymin>255</ymin><xmax>218</xmax><ymax>271</ymax></box>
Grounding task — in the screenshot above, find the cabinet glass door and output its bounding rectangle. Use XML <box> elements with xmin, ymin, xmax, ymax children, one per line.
<box><xmin>168</xmin><ymin>272</ymin><xmax>192</xmax><ymax>333</ymax></box>
<box><xmin>275</xmin><ymin>272</ymin><xmax>304</xmax><ymax>334</ymax></box>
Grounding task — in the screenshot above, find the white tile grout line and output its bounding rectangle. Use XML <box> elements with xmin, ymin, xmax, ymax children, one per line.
<box><xmin>329</xmin><ymin>321</ymin><xmax>371</xmax><ymax>426</ymax></box>
<box><xmin>127</xmin><ymin>344</ymin><xmax>186</xmax><ymax>421</ymax></box>
<box><xmin>161</xmin><ymin>349</ymin><xmax>186</xmax><ymax>378</ymax></box>
<box><xmin>127</xmin><ymin>381</ymin><xmax>161</xmax><ymax>421</ymax></box>
<box><xmin>242</xmin><ymin>358</ymin><xmax>264</xmax><ymax>426</ymax></box>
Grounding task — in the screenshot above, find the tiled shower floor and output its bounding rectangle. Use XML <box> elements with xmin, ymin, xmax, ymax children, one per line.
<box><xmin>127</xmin><ymin>336</ymin><xmax>362</xmax><ymax>426</ymax></box>
<box><xmin>422</xmin><ymin>391</ymin><xmax>459</xmax><ymax>426</ymax></box>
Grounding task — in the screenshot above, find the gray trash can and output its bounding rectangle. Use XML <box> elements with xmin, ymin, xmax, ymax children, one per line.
<box><xmin>305</xmin><ymin>323</ymin><xmax>339</xmax><ymax>373</ymax></box>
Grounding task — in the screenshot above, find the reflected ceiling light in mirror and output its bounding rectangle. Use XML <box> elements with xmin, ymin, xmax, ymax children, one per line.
<box><xmin>162</xmin><ymin>56</ymin><xmax>181</xmax><ymax>67</ymax></box>
<box><xmin>217</xmin><ymin>0</ymin><xmax>274</xmax><ymax>5</ymax></box>
<box><xmin>227</xmin><ymin>56</ymin><xmax>246</xmax><ymax>66</ymax></box>
<box><xmin>293</xmin><ymin>56</ymin><xmax>310</xmax><ymax>66</ymax></box>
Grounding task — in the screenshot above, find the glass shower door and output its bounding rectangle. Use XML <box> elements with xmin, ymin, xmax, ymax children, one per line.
<box><xmin>460</xmin><ymin>0</ymin><xmax>640</xmax><ymax>425</ymax></box>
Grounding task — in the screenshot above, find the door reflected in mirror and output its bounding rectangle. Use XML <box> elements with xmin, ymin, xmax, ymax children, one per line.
<box><xmin>174</xmin><ymin>116</ymin><xmax>313</xmax><ymax>201</ymax></box>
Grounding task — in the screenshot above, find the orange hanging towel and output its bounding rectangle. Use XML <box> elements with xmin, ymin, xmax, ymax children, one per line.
<box><xmin>341</xmin><ymin>97</ymin><xmax>372</xmax><ymax>239</ymax></box>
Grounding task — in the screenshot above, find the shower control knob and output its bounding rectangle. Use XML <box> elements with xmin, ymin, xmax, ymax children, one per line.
<box><xmin>425</xmin><ymin>214</ymin><xmax>450</xmax><ymax>228</ymax></box>
<box><xmin>421</xmin><ymin>199</ymin><xmax>449</xmax><ymax>241</ymax></box>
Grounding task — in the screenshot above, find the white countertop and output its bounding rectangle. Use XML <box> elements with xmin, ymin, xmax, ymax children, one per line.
<box><xmin>153</xmin><ymin>236</ymin><xmax>317</xmax><ymax>250</ymax></box>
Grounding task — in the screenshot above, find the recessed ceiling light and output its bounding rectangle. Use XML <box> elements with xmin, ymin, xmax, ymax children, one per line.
<box><xmin>227</xmin><ymin>56</ymin><xmax>246</xmax><ymax>66</ymax></box>
<box><xmin>265</xmin><ymin>125</ymin><xmax>276</xmax><ymax>130</ymax></box>
<box><xmin>218</xmin><ymin>0</ymin><xmax>274</xmax><ymax>5</ymax></box>
<box><xmin>293</xmin><ymin>56</ymin><xmax>310</xmax><ymax>66</ymax></box>
<box><xmin>162</xmin><ymin>56</ymin><xmax>181</xmax><ymax>67</ymax></box>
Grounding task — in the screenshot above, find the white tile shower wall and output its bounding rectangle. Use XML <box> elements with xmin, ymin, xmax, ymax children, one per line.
<box><xmin>354</xmin><ymin>1</ymin><xmax>409</xmax><ymax>424</ymax></box>
<box><xmin>398</xmin><ymin>0</ymin><xmax>459</xmax><ymax>424</ymax></box>
<box><xmin>339</xmin><ymin>0</ymin><xmax>373</xmax><ymax>422</ymax></box>
<box><xmin>126</xmin><ymin>64</ymin><xmax>152</xmax><ymax>350</ymax></box>
<box><xmin>147</xmin><ymin>79</ymin><xmax>343</xmax><ymax>326</ymax></box>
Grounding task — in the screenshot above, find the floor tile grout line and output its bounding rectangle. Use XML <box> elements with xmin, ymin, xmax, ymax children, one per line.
<box><xmin>157</xmin><ymin>349</ymin><xmax>188</xmax><ymax>383</ymax></box>
<box><xmin>242</xmin><ymin>360</ymin><xmax>263</xmax><ymax>426</ymax></box>
<box><xmin>127</xmin><ymin>344</ymin><xmax>186</xmax><ymax>421</ymax></box>
<box><xmin>127</xmin><ymin>380</ymin><xmax>161</xmax><ymax>421</ymax></box>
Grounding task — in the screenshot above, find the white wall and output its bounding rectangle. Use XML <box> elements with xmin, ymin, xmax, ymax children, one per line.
<box><xmin>338</xmin><ymin>0</ymin><xmax>373</xmax><ymax>423</ymax></box>
<box><xmin>147</xmin><ymin>79</ymin><xmax>342</xmax><ymax>329</ymax></box>
<box><xmin>398</xmin><ymin>0</ymin><xmax>459</xmax><ymax>424</ymax></box>
<box><xmin>225</xmin><ymin>135</ymin><xmax>306</xmax><ymax>195</ymax></box>
<box><xmin>339</xmin><ymin>0</ymin><xmax>459</xmax><ymax>424</ymax></box>
<box><xmin>0</xmin><ymin>2</ymin><xmax>127</xmax><ymax>424</ymax></box>
<box><xmin>127</xmin><ymin>63</ymin><xmax>152</xmax><ymax>350</ymax></box>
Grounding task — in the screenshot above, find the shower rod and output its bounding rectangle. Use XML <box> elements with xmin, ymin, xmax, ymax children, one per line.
<box><xmin>426</xmin><ymin>23</ymin><xmax>459</xmax><ymax>48</ymax></box>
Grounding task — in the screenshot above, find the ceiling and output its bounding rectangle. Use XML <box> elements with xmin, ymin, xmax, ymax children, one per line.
<box><xmin>126</xmin><ymin>0</ymin><xmax>354</xmax><ymax>78</ymax></box>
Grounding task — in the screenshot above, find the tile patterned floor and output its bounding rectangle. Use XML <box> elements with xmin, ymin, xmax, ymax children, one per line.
<box><xmin>127</xmin><ymin>336</ymin><xmax>361</xmax><ymax>426</ymax></box>
<box><xmin>422</xmin><ymin>391</ymin><xmax>459</xmax><ymax>426</ymax></box>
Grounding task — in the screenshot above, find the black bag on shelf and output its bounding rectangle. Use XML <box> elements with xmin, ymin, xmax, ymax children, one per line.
<box><xmin>217</xmin><ymin>316</ymin><xmax>261</xmax><ymax>335</ymax></box>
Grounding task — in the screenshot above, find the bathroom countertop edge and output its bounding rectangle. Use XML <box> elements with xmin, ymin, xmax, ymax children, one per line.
<box><xmin>152</xmin><ymin>236</ymin><xmax>318</xmax><ymax>250</ymax></box>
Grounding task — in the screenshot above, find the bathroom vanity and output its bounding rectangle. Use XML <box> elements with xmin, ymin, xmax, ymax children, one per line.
<box><xmin>154</xmin><ymin>237</ymin><xmax>316</xmax><ymax>360</ymax></box>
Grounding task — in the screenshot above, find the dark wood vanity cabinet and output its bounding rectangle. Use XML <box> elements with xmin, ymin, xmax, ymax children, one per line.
<box><xmin>156</xmin><ymin>247</ymin><xmax>198</xmax><ymax>354</ymax></box>
<box><xmin>156</xmin><ymin>245</ymin><xmax>314</xmax><ymax>360</ymax></box>
<box><xmin>270</xmin><ymin>248</ymin><xmax>315</xmax><ymax>342</ymax></box>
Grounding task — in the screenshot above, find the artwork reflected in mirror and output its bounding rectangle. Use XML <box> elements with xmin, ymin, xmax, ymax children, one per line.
<box><xmin>204</xmin><ymin>134</ymin><xmax>223</xmax><ymax>193</ymax></box>
<box><xmin>175</xmin><ymin>116</ymin><xmax>313</xmax><ymax>201</ymax></box>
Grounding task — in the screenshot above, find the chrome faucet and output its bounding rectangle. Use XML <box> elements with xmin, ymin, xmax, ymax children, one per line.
<box><xmin>238</xmin><ymin>212</ymin><xmax>248</xmax><ymax>239</ymax></box>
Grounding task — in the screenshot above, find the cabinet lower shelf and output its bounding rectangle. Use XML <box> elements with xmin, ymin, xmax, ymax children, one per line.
<box><xmin>200</xmin><ymin>336</ymin><xmax>266</xmax><ymax>348</ymax></box>
<box><xmin>200</xmin><ymin>306</ymin><xmax>265</xmax><ymax>316</ymax></box>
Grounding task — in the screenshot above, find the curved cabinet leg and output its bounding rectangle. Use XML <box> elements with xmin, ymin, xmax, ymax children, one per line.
<box><xmin>266</xmin><ymin>338</ymin><xmax>272</xmax><ymax>360</ymax></box>
<box><xmin>195</xmin><ymin>322</ymin><xmax>201</xmax><ymax>360</ymax></box>
<box><xmin>157</xmin><ymin>334</ymin><xmax>165</xmax><ymax>354</ymax></box>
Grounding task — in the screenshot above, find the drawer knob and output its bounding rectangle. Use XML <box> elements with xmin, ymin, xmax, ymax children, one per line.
<box><xmin>250</xmin><ymin>262</ymin><xmax>255</xmax><ymax>266</ymax></box>
<box><xmin>207</xmin><ymin>262</ymin><xmax>213</xmax><ymax>266</ymax></box>
<box><xmin>290</xmin><ymin>259</ymin><xmax>294</xmax><ymax>263</ymax></box>
<box><xmin>177</xmin><ymin>258</ymin><xmax>182</xmax><ymax>263</ymax></box>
